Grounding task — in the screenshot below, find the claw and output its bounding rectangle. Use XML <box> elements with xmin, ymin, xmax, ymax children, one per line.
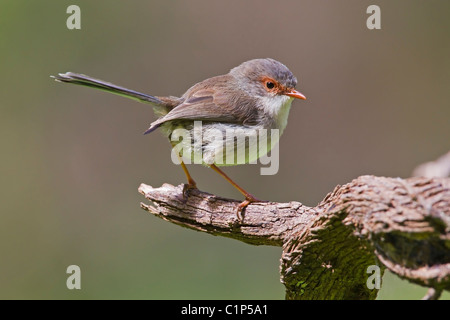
<box><xmin>182</xmin><ymin>182</ymin><xmax>197</xmax><ymax>203</ymax></box>
<box><xmin>236</xmin><ymin>194</ymin><xmax>265</xmax><ymax>221</ymax></box>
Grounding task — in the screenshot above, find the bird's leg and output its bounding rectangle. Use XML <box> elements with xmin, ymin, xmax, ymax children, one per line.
<box><xmin>209</xmin><ymin>164</ymin><xmax>263</xmax><ymax>218</ymax></box>
<box><xmin>170</xmin><ymin>142</ymin><xmax>197</xmax><ymax>199</ymax></box>
<box><xmin>180</xmin><ymin>161</ymin><xmax>198</xmax><ymax>198</ymax></box>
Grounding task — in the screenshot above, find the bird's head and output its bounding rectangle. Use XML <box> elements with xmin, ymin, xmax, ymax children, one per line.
<box><xmin>229</xmin><ymin>58</ymin><xmax>306</xmax><ymax>102</ymax></box>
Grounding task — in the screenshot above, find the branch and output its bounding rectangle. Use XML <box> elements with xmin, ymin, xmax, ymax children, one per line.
<box><xmin>422</xmin><ymin>288</ymin><xmax>443</xmax><ymax>300</ymax></box>
<box><xmin>139</xmin><ymin>175</ymin><xmax>450</xmax><ymax>299</ymax></box>
<box><xmin>413</xmin><ymin>151</ymin><xmax>450</xmax><ymax>178</ymax></box>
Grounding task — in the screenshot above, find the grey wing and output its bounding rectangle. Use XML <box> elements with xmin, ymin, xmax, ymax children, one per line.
<box><xmin>143</xmin><ymin>89</ymin><xmax>239</xmax><ymax>134</ymax></box>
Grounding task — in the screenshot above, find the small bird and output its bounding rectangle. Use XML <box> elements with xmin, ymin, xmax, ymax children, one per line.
<box><xmin>53</xmin><ymin>58</ymin><xmax>306</xmax><ymax>214</ymax></box>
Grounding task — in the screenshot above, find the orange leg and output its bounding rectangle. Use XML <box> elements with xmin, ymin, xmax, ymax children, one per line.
<box><xmin>170</xmin><ymin>142</ymin><xmax>197</xmax><ymax>198</ymax></box>
<box><xmin>209</xmin><ymin>164</ymin><xmax>263</xmax><ymax>214</ymax></box>
<box><xmin>179</xmin><ymin>160</ymin><xmax>197</xmax><ymax>188</ymax></box>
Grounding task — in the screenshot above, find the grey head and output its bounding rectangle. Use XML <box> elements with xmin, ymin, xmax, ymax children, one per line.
<box><xmin>229</xmin><ymin>58</ymin><xmax>298</xmax><ymax>98</ymax></box>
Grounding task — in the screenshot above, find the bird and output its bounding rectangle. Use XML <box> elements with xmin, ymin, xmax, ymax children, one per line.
<box><xmin>52</xmin><ymin>58</ymin><xmax>306</xmax><ymax>215</ymax></box>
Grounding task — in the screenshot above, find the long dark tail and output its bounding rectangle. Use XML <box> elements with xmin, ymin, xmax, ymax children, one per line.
<box><xmin>52</xmin><ymin>72</ymin><xmax>163</xmax><ymax>105</ymax></box>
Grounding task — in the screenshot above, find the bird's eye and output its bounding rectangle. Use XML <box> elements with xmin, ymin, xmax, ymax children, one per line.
<box><xmin>266</xmin><ymin>81</ymin><xmax>275</xmax><ymax>89</ymax></box>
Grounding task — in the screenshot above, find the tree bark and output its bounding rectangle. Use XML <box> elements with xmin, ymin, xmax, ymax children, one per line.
<box><xmin>139</xmin><ymin>174</ymin><xmax>450</xmax><ymax>300</ymax></box>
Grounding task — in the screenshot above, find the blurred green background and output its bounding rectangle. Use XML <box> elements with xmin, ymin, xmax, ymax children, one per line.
<box><xmin>1</xmin><ymin>0</ymin><xmax>449</xmax><ymax>300</ymax></box>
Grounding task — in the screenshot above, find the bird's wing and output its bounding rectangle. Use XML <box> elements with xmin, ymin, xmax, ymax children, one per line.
<box><xmin>143</xmin><ymin>88</ymin><xmax>241</xmax><ymax>134</ymax></box>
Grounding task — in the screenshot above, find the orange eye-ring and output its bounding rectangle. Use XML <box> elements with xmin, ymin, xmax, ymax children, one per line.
<box><xmin>262</xmin><ymin>78</ymin><xmax>277</xmax><ymax>91</ymax></box>
<box><xmin>266</xmin><ymin>81</ymin><xmax>275</xmax><ymax>89</ymax></box>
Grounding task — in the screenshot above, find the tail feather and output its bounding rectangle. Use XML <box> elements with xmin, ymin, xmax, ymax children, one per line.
<box><xmin>52</xmin><ymin>72</ymin><xmax>164</xmax><ymax>106</ymax></box>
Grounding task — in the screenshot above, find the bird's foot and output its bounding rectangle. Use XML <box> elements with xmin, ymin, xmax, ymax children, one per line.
<box><xmin>182</xmin><ymin>181</ymin><xmax>197</xmax><ymax>203</ymax></box>
<box><xmin>236</xmin><ymin>194</ymin><xmax>266</xmax><ymax>221</ymax></box>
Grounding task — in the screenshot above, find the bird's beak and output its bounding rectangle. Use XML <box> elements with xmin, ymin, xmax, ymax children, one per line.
<box><xmin>285</xmin><ymin>88</ymin><xmax>306</xmax><ymax>100</ymax></box>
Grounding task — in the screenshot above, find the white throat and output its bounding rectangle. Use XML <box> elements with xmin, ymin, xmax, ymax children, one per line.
<box><xmin>260</xmin><ymin>95</ymin><xmax>294</xmax><ymax>134</ymax></box>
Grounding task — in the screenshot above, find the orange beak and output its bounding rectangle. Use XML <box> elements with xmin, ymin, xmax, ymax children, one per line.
<box><xmin>285</xmin><ymin>88</ymin><xmax>306</xmax><ymax>100</ymax></box>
